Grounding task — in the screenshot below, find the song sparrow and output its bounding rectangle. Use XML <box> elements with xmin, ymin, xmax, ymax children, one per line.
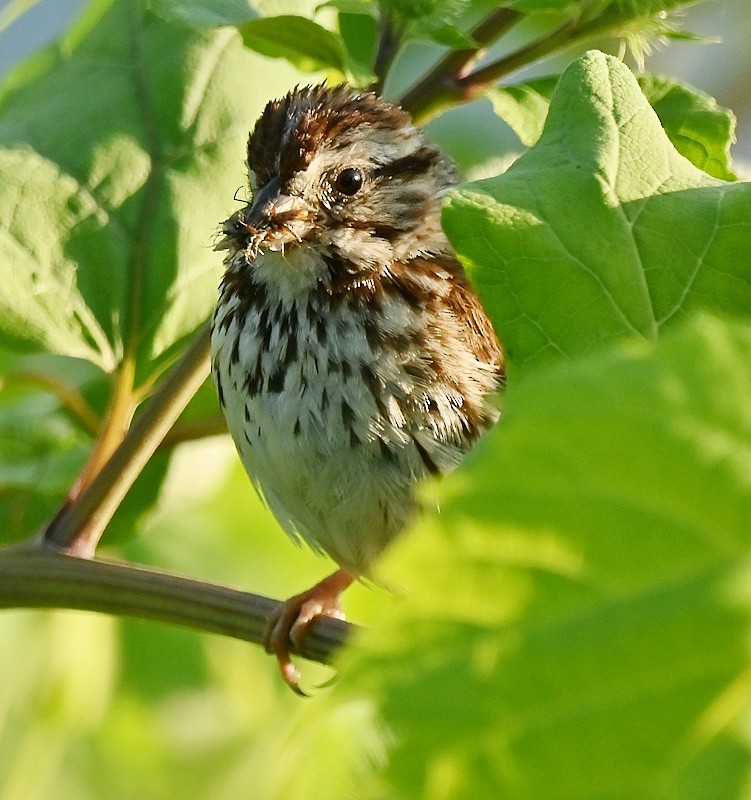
<box><xmin>211</xmin><ymin>84</ymin><xmax>503</xmax><ymax>692</ymax></box>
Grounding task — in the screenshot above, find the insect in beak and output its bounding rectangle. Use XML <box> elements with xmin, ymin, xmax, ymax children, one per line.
<box><xmin>216</xmin><ymin>179</ymin><xmax>314</xmax><ymax>254</ymax></box>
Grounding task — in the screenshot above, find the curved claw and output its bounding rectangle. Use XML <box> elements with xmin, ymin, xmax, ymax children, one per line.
<box><xmin>263</xmin><ymin>568</ymin><xmax>356</xmax><ymax>695</ymax></box>
<box><xmin>279</xmin><ymin>658</ymin><xmax>306</xmax><ymax>697</ymax></box>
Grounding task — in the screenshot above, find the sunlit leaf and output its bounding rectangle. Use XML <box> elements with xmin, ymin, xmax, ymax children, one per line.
<box><xmin>487</xmin><ymin>70</ymin><xmax>737</xmax><ymax>185</ymax></box>
<box><xmin>0</xmin><ymin>0</ymin><xmax>302</xmax><ymax>382</ymax></box>
<box><xmin>445</xmin><ymin>51</ymin><xmax>750</xmax><ymax>373</ymax></box>
<box><xmin>238</xmin><ymin>15</ymin><xmax>347</xmax><ymax>73</ymax></box>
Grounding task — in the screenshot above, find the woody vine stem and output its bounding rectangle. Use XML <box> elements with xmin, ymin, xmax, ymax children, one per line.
<box><xmin>0</xmin><ymin>2</ymin><xmax>665</xmax><ymax>667</ymax></box>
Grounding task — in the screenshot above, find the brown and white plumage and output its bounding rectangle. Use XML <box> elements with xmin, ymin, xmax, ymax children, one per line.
<box><xmin>211</xmin><ymin>84</ymin><xmax>503</xmax><ymax>690</ymax></box>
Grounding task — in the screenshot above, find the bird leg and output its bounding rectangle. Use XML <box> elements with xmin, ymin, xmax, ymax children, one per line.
<box><xmin>264</xmin><ymin>568</ymin><xmax>356</xmax><ymax>694</ymax></box>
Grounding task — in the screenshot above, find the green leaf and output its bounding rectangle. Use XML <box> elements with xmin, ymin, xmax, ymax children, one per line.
<box><xmin>0</xmin><ymin>0</ymin><xmax>303</xmax><ymax>381</ymax></box>
<box><xmin>661</xmin><ymin>29</ymin><xmax>717</xmax><ymax>43</ymax></box>
<box><xmin>238</xmin><ymin>15</ymin><xmax>347</xmax><ymax>73</ymax></box>
<box><xmin>335</xmin><ymin>11</ymin><xmax>378</xmax><ymax>86</ymax></box>
<box><xmin>148</xmin><ymin>0</ymin><xmax>258</xmax><ymax>28</ymax></box>
<box><xmin>377</xmin><ymin>0</ymin><xmax>469</xmax><ymax>22</ymax></box>
<box><xmin>639</xmin><ymin>73</ymin><xmax>737</xmax><ymax>181</ymax></box>
<box><xmin>443</xmin><ymin>51</ymin><xmax>751</xmax><ymax>373</ymax></box>
<box><xmin>0</xmin><ymin>346</ymin><xmax>176</xmax><ymax>544</ymax></box>
<box><xmin>316</xmin><ymin>0</ymin><xmax>378</xmax><ymax>13</ymax></box>
<box><xmin>363</xmin><ymin>0</ymin><xmax>483</xmax><ymax>60</ymax></box>
<box><xmin>337</xmin><ymin>10</ymin><xmax>378</xmax><ymax>69</ymax></box>
<box><xmin>331</xmin><ymin>313</ymin><xmax>751</xmax><ymax>799</ymax></box>
<box><xmin>0</xmin><ymin>351</ymin><xmax>96</xmax><ymax>541</ymax></box>
<box><xmin>320</xmin><ymin>0</ymin><xmax>376</xmax><ymax>13</ymax></box>
<box><xmin>417</xmin><ymin>21</ymin><xmax>477</xmax><ymax>48</ymax></box>
<box><xmin>486</xmin><ymin>76</ymin><xmax>558</xmax><ymax>147</ymax></box>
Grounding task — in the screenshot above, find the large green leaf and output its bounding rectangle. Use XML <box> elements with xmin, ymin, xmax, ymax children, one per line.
<box><xmin>488</xmin><ymin>73</ymin><xmax>737</xmax><ymax>180</ymax></box>
<box><xmin>327</xmin><ymin>313</ymin><xmax>751</xmax><ymax>799</ymax></box>
<box><xmin>0</xmin><ymin>0</ymin><xmax>301</xmax><ymax>381</ymax></box>
<box><xmin>444</xmin><ymin>51</ymin><xmax>751</xmax><ymax>373</ymax></box>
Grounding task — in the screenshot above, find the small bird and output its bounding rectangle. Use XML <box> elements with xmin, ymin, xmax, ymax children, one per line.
<box><xmin>211</xmin><ymin>84</ymin><xmax>503</xmax><ymax>692</ymax></box>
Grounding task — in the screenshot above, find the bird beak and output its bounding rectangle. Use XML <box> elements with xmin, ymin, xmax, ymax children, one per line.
<box><xmin>246</xmin><ymin>177</ymin><xmax>281</xmax><ymax>224</ymax></box>
<box><xmin>216</xmin><ymin>178</ymin><xmax>315</xmax><ymax>254</ymax></box>
<box><xmin>247</xmin><ymin>178</ymin><xmax>312</xmax><ymax>230</ymax></box>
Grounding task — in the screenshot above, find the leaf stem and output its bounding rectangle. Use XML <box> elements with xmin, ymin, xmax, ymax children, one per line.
<box><xmin>0</xmin><ymin>546</ymin><xmax>352</xmax><ymax>665</ymax></box>
<box><xmin>49</xmin><ymin>354</ymin><xmax>139</xmax><ymax>556</ymax></box>
<box><xmin>44</xmin><ymin>325</ymin><xmax>212</xmax><ymax>556</ymax></box>
<box><xmin>91</xmin><ymin>356</ymin><xmax>138</xmax><ymax>476</ymax></box>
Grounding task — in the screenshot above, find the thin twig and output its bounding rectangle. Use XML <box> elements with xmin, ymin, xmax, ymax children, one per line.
<box><xmin>0</xmin><ymin>546</ymin><xmax>353</xmax><ymax>665</ymax></box>
<box><xmin>455</xmin><ymin>17</ymin><xmax>581</xmax><ymax>93</ymax></box>
<box><xmin>400</xmin><ymin>1</ymin><xmax>662</xmax><ymax>123</ymax></box>
<box><xmin>160</xmin><ymin>415</ymin><xmax>227</xmax><ymax>449</ymax></box>
<box><xmin>400</xmin><ymin>7</ymin><xmax>523</xmax><ymax>122</ymax></box>
<box><xmin>44</xmin><ymin>324</ymin><xmax>212</xmax><ymax>556</ymax></box>
<box><xmin>372</xmin><ymin>12</ymin><xmax>401</xmax><ymax>94</ymax></box>
<box><xmin>455</xmin><ymin>0</ymin><xmax>654</xmax><ymax>96</ymax></box>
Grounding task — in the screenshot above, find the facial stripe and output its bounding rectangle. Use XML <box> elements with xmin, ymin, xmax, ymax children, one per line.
<box><xmin>373</xmin><ymin>147</ymin><xmax>441</xmax><ymax>181</ymax></box>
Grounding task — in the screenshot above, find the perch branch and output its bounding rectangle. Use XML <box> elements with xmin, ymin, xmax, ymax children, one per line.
<box><xmin>0</xmin><ymin>546</ymin><xmax>353</xmax><ymax>665</ymax></box>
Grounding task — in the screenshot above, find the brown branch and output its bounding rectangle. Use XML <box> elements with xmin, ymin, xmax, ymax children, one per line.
<box><xmin>400</xmin><ymin>7</ymin><xmax>523</xmax><ymax>122</ymax></box>
<box><xmin>401</xmin><ymin>1</ymin><xmax>662</xmax><ymax>123</ymax></box>
<box><xmin>0</xmin><ymin>546</ymin><xmax>353</xmax><ymax>666</ymax></box>
<box><xmin>372</xmin><ymin>12</ymin><xmax>401</xmax><ymax>94</ymax></box>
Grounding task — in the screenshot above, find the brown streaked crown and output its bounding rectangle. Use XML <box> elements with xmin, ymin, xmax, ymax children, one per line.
<box><xmin>248</xmin><ymin>84</ymin><xmax>413</xmax><ymax>186</ymax></box>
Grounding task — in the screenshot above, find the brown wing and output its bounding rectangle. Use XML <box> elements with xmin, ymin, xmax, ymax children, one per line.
<box><xmin>398</xmin><ymin>254</ymin><xmax>504</xmax><ymax>385</ymax></box>
<box><xmin>447</xmin><ymin>270</ymin><xmax>504</xmax><ymax>383</ymax></box>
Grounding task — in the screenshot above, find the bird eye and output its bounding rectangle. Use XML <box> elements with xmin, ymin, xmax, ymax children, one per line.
<box><xmin>333</xmin><ymin>167</ymin><xmax>364</xmax><ymax>196</ymax></box>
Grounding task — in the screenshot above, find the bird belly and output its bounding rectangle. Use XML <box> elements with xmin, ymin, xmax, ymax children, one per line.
<box><xmin>212</xmin><ymin>299</ymin><xmax>426</xmax><ymax>573</ymax></box>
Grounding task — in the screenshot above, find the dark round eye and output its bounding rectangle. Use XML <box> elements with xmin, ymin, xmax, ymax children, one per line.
<box><xmin>334</xmin><ymin>167</ymin><xmax>364</xmax><ymax>196</ymax></box>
